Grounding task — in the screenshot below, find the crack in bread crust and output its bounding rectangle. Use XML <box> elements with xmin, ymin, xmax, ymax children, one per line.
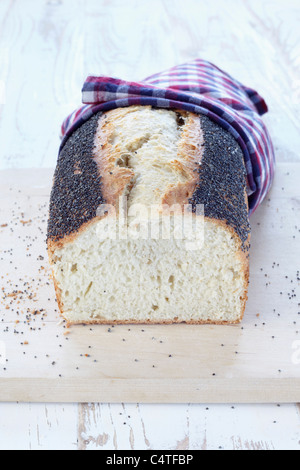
<box><xmin>92</xmin><ymin>106</ymin><xmax>204</xmax><ymax>212</ymax></box>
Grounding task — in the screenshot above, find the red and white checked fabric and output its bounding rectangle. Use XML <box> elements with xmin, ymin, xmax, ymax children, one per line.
<box><xmin>61</xmin><ymin>58</ymin><xmax>275</xmax><ymax>214</ymax></box>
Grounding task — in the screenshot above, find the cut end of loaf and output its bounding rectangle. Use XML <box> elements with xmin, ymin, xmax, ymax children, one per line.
<box><xmin>50</xmin><ymin>216</ymin><xmax>248</xmax><ymax>325</ymax></box>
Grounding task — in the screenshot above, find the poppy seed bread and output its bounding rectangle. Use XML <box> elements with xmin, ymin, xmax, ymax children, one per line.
<box><xmin>47</xmin><ymin>106</ymin><xmax>250</xmax><ymax>325</ymax></box>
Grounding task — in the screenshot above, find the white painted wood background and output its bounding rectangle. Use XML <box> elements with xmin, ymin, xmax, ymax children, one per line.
<box><xmin>0</xmin><ymin>0</ymin><xmax>300</xmax><ymax>450</ymax></box>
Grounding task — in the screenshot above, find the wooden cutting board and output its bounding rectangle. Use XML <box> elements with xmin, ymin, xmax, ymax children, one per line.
<box><xmin>0</xmin><ymin>164</ymin><xmax>299</xmax><ymax>403</ymax></box>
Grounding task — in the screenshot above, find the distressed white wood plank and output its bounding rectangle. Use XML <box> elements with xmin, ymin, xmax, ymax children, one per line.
<box><xmin>0</xmin><ymin>402</ymin><xmax>78</xmax><ymax>450</ymax></box>
<box><xmin>78</xmin><ymin>402</ymin><xmax>300</xmax><ymax>450</ymax></box>
<box><xmin>0</xmin><ymin>401</ymin><xmax>299</xmax><ymax>450</ymax></box>
<box><xmin>187</xmin><ymin>403</ymin><xmax>300</xmax><ymax>450</ymax></box>
<box><xmin>0</xmin><ymin>401</ymin><xmax>298</xmax><ymax>450</ymax></box>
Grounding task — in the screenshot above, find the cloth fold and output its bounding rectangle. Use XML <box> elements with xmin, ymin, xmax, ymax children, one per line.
<box><xmin>61</xmin><ymin>58</ymin><xmax>275</xmax><ymax>214</ymax></box>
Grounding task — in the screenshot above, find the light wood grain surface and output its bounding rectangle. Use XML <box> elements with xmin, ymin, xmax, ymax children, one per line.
<box><xmin>0</xmin><ymin>0</ymin><xmax>300</xmax><ymax>451</ymax></box>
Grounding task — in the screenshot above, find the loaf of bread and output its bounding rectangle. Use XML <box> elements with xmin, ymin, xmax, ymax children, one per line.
<box><xmin>47</xmin><ymin>106</ymin><xmax>250</xmax><ymax>325</ymax></box>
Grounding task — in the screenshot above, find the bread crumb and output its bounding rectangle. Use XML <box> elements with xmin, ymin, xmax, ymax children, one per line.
<box><xmin>20</xmin><ymin>219</ymin><xmax>32</xmax><ymax>225</ymax></box>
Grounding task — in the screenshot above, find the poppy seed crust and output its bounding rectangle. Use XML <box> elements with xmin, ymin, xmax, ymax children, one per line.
<box><xmin>47</xmin><ymin>112</ymin><xmax>104</xmax><ymax>243</ymax></box>
<box><xmin>189</xmin><ymin>115</ymin><xmax>251</xmax><ymax>250</ymax></box>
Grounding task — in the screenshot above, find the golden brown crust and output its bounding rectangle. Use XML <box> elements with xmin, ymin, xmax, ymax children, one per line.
<box><xmin>93</xmin><ymin>109</ymin><xmax>136</xmax><ymax>208</ymax></box>
<box><xmin>65</xmin><ymin>318</ymin><xmax>243</xmax><ymax>327</ymax></box>
<box><xmin>162</xmin><ymin>113</ymin><xmax>204</xmax><ymax>206</ymax></box>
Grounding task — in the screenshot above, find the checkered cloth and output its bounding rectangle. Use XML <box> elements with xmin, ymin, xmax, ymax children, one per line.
<box><xmin>61</xmin><ymin>58</ymin><xmax>275</xmax><ymax>214</ymax></box>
